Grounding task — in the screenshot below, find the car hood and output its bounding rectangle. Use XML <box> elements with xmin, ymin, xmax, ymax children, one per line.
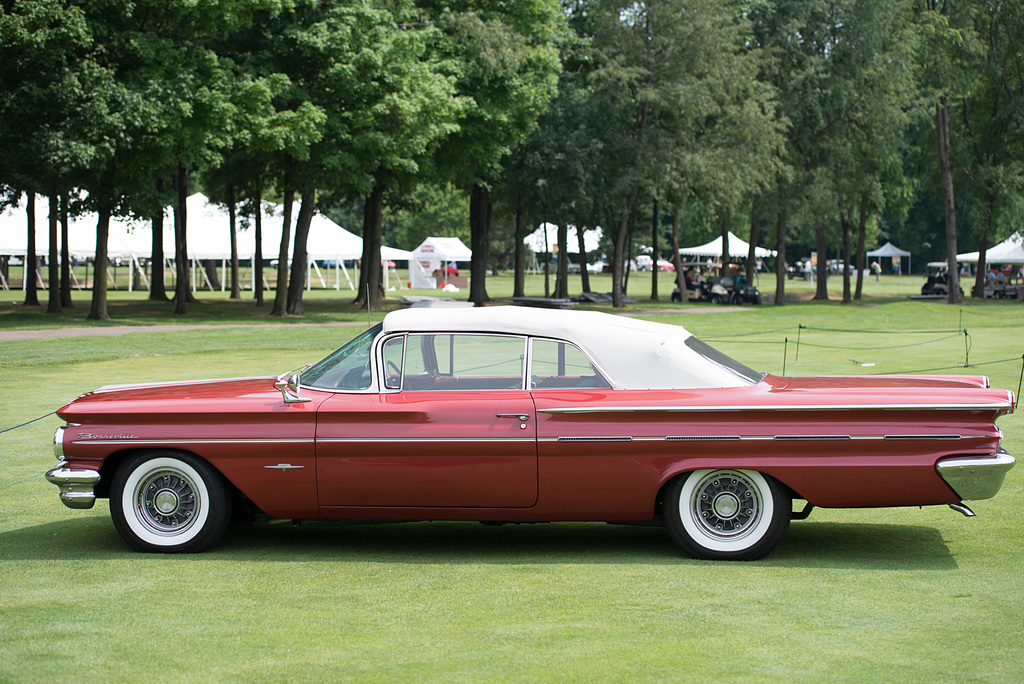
<box><xmin>56</xmin><ymin>377</ymin><xmax>285</xmax><ymax>419</ymax></box>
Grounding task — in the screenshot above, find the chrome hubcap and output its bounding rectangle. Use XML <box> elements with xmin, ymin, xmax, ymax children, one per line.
<box><xmin>691</xmin><ymin>472</ymin><xmax>761</xmax><ymax>539</ymax></box>
<box><xmin>136</xmin><ymin>468</ymin><xmax>199</xmax><ymax>536</ymax></box>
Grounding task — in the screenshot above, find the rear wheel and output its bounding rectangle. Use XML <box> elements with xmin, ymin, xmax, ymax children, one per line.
<box><xmin>110</xmin><ymin>451</ymin><xmax>231</xmax><ymax>553</ymax></box>
<box><xmin>665</xmin><ymin>469</ymin><xmax>790</xmax><ymax>560</ymax></box>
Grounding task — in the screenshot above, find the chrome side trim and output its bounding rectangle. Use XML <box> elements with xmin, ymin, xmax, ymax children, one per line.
<box><xmin>317</xmin><ymin>437</ymin><xmax>533</xmax><ymax>444</ymax></box>
<box><xmin>265</xmin><ymin>464</ymin><xmax>304</xmax><ymax>470</ymax></box>
<box><xmin>557</xmin><ymin>436</ymin><xmax>632</xmax><ymax>443</ymax></box>
<box><xmin>538</xmin><ymin>402</ymin><xmax>1012</xmax><ymax>414</ymax></box>
<box><xmin>545</xmin><ymin>434</ymin><xmax>967</xmax><ymax>443</ymax></box>
<box><xmin>69</xmin><ymin>438</ymin><xmax>315</xmax><ymax>446</ymax></box>
<box><xmin>44</xmin><ymin>466</ymin><xmax>101</xmax><ymax>510</ymax></box>
<box><xmin>937</xmin><ymin>449</ymin><xmax>1016</xmax><ymax>501</ymax></box>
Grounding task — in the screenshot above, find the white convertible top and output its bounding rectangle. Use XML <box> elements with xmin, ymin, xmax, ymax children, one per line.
<box><xmin>381</xmin><ymin>306</ymin><xmax>757</xmax><ymax>390</ymax></box>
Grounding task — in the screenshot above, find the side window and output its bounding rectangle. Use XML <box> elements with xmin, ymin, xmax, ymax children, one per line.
<box><xmin>402</xmin><ymin>334</ymin><xmax>526</xmax><ymax>391</ymax></box>
<box><xmin>381</xmin><ymin>336</ymin><xmax>405</xmax><ymax>390</ymax></box>
<box><xmin>530</xmin><ymin>339</ymin><xmax>611</xmax><ymax>389</ymax></box>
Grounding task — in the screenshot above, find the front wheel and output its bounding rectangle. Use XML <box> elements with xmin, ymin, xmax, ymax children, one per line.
<box><xmin>665</xmin><ymin>469</ymin><xmax>790</xmax><ymax>560</ymax></box>
<box><xmin>110</xmin><ymin>451</ymin><xmax>231</xmax><ymax>553</ymax></box>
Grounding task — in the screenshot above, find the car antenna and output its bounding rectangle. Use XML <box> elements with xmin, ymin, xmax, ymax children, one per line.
<box><xmin>366</xmin><ymin>283</ymin><xmax>371</xmax><ymax>328</ymax></box>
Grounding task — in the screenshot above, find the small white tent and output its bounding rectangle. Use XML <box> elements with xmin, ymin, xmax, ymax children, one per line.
<box><xmin>678</xmin><ymin>231</ymin><xmax>776</xmax><ymax>259</ymax></box>
<box><xmin>410</xmin><ymin>237</ymin><xmax>472</xmax><ymax>289</ymax></box>
<box><xmin>866</xmin><ymin>241</ymin><xmax>911</xmax><ymax>274</ymax></box>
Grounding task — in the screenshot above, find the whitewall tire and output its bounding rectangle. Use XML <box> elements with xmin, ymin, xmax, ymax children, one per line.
<box><xmin>110</xmin><ymin>451</ymin><xmax>231</xmax><ymax>553</ymax></box>
<box><xmin>666</xmin><ymin>469</ymin><xmax>790</xmax><ymax>561</ymax></box>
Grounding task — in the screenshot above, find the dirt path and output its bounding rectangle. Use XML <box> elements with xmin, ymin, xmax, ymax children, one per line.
<box><xmin>0</xmin><ymin>306</ymin><xmax>750</xmax><ymax>342</ymax></box>
<box><xmin>0</xmin><ymin>321</ymin><xmax>367</xmax><ymax>342</ymax></box>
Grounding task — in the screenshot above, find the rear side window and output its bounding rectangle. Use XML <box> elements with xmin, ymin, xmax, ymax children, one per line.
<box><xmin>530</xmin><ymin>339</ymin><xmax>611</xmax><ymax>389</ymax></box>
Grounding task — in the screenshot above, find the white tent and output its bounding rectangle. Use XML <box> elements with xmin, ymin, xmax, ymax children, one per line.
<box><xmin>525</xmin><ymin>224</ymin><xmax>603</xmax><ymax>254</ymax></box>
<box><xmin>866</xmin><ymin>241</ymin><xmax>912</xmax><ymax>275</ymax></box>
<box><xmin>410</xmin><ymin>237</ymin><xmax>472</xmax><ymax>289</ymax></box>
<box><xmin>1</xmin><ymin>192</ymin><xmax>414</xmax><ymax>291</ymax></box>
<box><xmin>678</xmin><ymin>231</ymin><xmax>777</xmax><ymax>259</ymax></box>
<box><xmin>956</xmin><ymin>232</ymin><xmax>1024</xmax><ymax>265</ymax></box>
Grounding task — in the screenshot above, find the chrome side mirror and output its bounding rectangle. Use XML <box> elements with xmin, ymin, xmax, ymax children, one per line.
<box><xmin>277</xmin><ymin>366</ymin><xmax>312</xmax><ymax>404</ymax></box>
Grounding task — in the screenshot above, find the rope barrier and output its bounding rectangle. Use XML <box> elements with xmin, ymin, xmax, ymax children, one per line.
<box><xmin>0</xmin><ymin>412</ymin><xmax>55</xmax><ymax>435</ymax></box>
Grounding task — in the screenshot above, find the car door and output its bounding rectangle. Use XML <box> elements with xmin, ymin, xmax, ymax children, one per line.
<box><xmin>316</xmin><ymin>332</ymin><xmax>538</xmax><ymax>509</ymax></box>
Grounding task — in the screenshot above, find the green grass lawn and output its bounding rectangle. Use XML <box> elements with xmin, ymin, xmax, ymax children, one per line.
<box><xmin>1</xmin><ymin>289</ymin><xmax>1023</xmax><ymax>682</ymax></box>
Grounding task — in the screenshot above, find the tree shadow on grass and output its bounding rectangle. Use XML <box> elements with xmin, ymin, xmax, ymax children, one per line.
<box><xmin>0</xmin><ymin>517</ymin><xmax>957</xmax><ymax>570</ymax></box>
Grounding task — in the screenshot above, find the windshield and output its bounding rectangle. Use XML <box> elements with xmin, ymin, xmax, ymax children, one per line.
<box><xmin>301</xmin><ymin>323</ymin><xmax>383</xmax><ymax>390</ymax></box>
<box><xmin>684</xmin><ymin>336</ymin><xmax>765</xmax><ymax>385</ymax></box>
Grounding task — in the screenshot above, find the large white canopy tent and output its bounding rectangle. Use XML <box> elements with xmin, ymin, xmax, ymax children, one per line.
<box><xmin>954</xmin><ymin>232</ymin><xmax>1024</xmax><ymax>265</ymax></box>
<box><xmin>0</xmin><ymin>193</ymin><xmax>412</xmax><ymax>291</ymax></box>
<box><xmin>410</xmin><ymin>237</ymin><xmax>472</xmax><ymax>289</ymax></box>
<box><xmin>677</xmin><ymin>231</ymin><xmax>777</xmax><ymax>259</ymax></box>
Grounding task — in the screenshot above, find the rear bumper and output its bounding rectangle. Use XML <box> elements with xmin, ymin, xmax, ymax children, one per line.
<box><xmin>937</xmin><ymin>449</ymin><xmax>1015</xmax><ymax>501</ymax></box>
<box><xmin>44</xmin><ymin>466</ymin><xmax>101</xmax><ymax>509</ymax></box>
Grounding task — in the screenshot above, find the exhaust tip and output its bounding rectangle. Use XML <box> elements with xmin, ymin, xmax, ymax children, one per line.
<box><xmin>949</xmin><ymin>502</ymin><xmax>976</xmax><ymax>517</ymax></box>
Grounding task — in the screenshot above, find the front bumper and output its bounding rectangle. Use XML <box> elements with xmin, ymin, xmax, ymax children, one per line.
<box><xmin>45</xmin><ymin>466</ymin><xmax>101</xmax><ymax>509</ymax></box>
<box><xmin>937</xmin><ymin>449</ymin><xmax>1016</xmax><ymax>501</ymax></box>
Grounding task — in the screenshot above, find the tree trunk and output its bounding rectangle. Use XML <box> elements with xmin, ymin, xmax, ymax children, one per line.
<box><xmin>650</xmin><ymin>199</ymin><xmax>659</xmax><ymax>301</ymax></box>
<box><xmin>746</xmin><ymin>205</ymin><xmax>758</xmax><ymax>284</ymax></box>
<box><xmin>24</xmin><ymin>191</ymin><xmax>39</xmax><ymax>306</ymax></box>
<box><xmin>719</xmin><ymin>210</ymin><xmax>731</xmax><ymax>277</ymax></box>
<box><xmin>774</xmin><ymin>205</ymin><xmax>787</xmax><ymax>306</ymax></box>
<box><xmin>355</xmin><ymin>184</ymin><xmax>385</xmax><ymax>310</ymax></box>
<box><xmin>813</xmin><ymin>225</ymin><xmax>828</xmax><ymax>300</ymax></box>
<box><xmin>612</xmin><ymin>183</ymin><xmax>640</xmax><ymax>308</ymax></box>
<box><xmin>46</xmin><ymin>179</ymin><xmax>61</xmax><ymax>314</ymax></box>
<box><xmin>172</xmin><ymin>161</ymin><xmax>190</xmax><ymax>314</ymax></box>
<box><xmin>60</xmin><ymin>192</ymin><xmax>73</xmax><ymax>307</ymax></box>
<box><xmin>671</xmin><ymin>202</ymin><xmax>688</xmax><ymax>302</ymax></box>
<box><xmin>937</xmin><ymin>96</ymin><xmax>962</xmax><ymax>304</ymax></box>
<box><xmin>554</xmin><ymin>223</ymin><xmax>568</xmax><ymax>299</ymax></box>
<box><xmin>854</xmin><ymin>199</ymin><xmax>867</xmax><ymax>300</ymax></box>
<box><xmin>254</xmin><ymin>184</ymin><xmax>265</xmax><ymax>306</ymax></box>
<box><xmin>973</xmin><ymin>195</ymin><xmax>996</xmax><ymax>298</ymax></box>
<box><xmin>270</xmin><ymin>182</ymin><xmax>294</xmax><ymax>317</ymax></box>
<box><xmin>286</xmin><ymin>183</ymin><xmax>316</xmax><ymax>315</ymax></box>
<box><xmin>840</xmin><ymin>210</ymin><xmax>852</xmax><ymax>304</ymax></box>
<box><xmin>577</xmin><ymin>224</ymin><xmax>592</xmax><ymax>294</ymax></box>
<box><xmin>149</xmin><ymin>206</ymin><xmax>168</xmax><ymax>301</ymax></box>
<box><xmin>228</xmin><ymin>186</ymin><xmax>240</xmax><ymax>300</ymax></box>
<box><xmin>88</xmin><ymin>205</ymin><xmax>111</xmax><ymax>321</ymax></box>
<box><xmin>513</xmin><ymin>194</ymin><xmax>526</xmax><ymax>298</ymax></box>
<box><xmin>469</xmin><ymin>184</ymin><xmax>491</xmax><ymax>307</ymax></box>
<box><xmin>202</xmin><ymin>260</ymin><xmax>221</xmax><ymax>290</ymax></box>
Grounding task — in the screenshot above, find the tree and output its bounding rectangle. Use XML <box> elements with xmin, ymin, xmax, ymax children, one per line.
<box><xmin>578</xmin><ymin>0</ymin><xmax>781</xmax><ymax>307</ymax></box>
<box><xmin>424</xmin><ymin>0</ymin><xmax>563</xmax><ymax>306</ymax></box>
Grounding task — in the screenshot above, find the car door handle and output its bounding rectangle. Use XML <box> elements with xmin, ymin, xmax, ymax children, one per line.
<box><xmin>496</xmin><ymin>413</ymin><xmax>530</xmax><ymax>421</ymax></box>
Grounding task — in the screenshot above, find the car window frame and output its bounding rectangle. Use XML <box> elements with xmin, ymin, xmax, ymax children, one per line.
<box><xmin>376</xmin><ymin>332</ymin><xmax>612</xmax><ymax>394</ymax></box>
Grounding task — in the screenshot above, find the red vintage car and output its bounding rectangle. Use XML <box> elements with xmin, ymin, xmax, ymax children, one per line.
<box><xmin>46</xmin><ymin>307</ymin><xmax>1015</xmax><ymax>560</ymax></box>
